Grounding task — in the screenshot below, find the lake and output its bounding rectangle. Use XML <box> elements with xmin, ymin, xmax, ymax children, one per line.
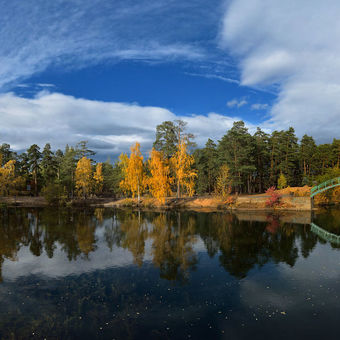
<box><xmin>0</xmin><ymin>207</ymin><xmax>339</xmax><ymax>339</ymax></box>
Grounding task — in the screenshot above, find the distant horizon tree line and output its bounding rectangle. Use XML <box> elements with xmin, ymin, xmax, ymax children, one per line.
<box><xmin>0</xmin><ymin>120</ymin><xmax>340</xmax><ymax>202</ymax></box>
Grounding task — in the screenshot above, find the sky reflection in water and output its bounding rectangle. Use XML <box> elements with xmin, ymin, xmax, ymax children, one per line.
<box><xmin>0</xmin><ymin>207</ymin><xmax>339</xmax><ymax>339</ymax></box>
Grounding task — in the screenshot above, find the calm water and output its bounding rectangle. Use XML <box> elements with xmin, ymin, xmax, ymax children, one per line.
<box><xmin>0</xmin><ymin>207</ymin><xmax>340</xmax><ymax>339</ymax></box>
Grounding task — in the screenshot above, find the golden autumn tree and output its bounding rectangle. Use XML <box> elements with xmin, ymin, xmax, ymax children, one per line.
<box><xmin>93</xmin><ymin>163</ymin><xmax>104</xmax><ymax>194</ymax></box>
<box><xmin>215</xmin><ymin>164</ymin><xmax>231</xmax><ymax>198</ymax></box>
<box><xmin>119</xmin><ymin>142</ymin><xmax>145</xmax><ymax>202</ymax></box>
<box><xmin>147</xmin><ymin>148</ymin><xmax>172</xmax><ymax>203</ymax></box>
<box><xmin>170</xmin><ymin>139</ymin><xmax>197</xmax><ymax>198</ymax></box>
<box><xmin>277</xmin><ymin>172</ymin><xmax>287</xmax><ymax>189</ymax></box>
<box><xmin>0</xmin><ymin>160</ymin><xmax>21</xmax><ymax>196</ymax></box>
<box><xmin>75</xmin><ymin>156</ymin><xmax>92</xmax><ymax>198</ymax></box>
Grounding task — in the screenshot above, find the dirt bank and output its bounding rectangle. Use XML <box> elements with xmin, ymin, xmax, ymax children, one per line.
<box><xmin>0</xmin><ymin>196</ymin><xmax>48</xmax><ymax>207</ymax></box>
<box><xmin>0</xmin><ymin>196</ymin><xmax>115</xmax><ymax>208</ymax></box>
<box><xmin>0</xmin><ymin>187</ymin><xmax>330</xmax><ymax>212</ymax></box>
<box><xmin>105</xmin><ymin>194</ymin><xmax>313</xmax><ymax>211</ymax></box>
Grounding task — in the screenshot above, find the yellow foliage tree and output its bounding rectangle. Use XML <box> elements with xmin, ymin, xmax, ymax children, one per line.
<box><xmin>215</xmin><ymin>164</ymin><xmax>231</xmax><ymax>198</ymax></box>
<box><xmin>93</xmin><ymin>163</ymin><xmax>104</xmax><ymax>194</ymax></box>
<box><xmin>118</xmin><ymin>152</ymin><xmax>129</xmax><ymax>195</ymax></box>
<box><xmin>0</xmin><ymin>160</ymin><xmax>21</xmax><ymax>195</ymax></box>
<box><xmin>170</xmin><ymin>140</ymin><xmax>197</xmax><ymax>198</ymax></box>
<box><xmin>277</xmin><ymin>172</ymin><xmax>287</xmax><ymax>189</ymax></box>
<box><xmin>75</xmin><ymin>156</ymin><xmax>92</xmax><ymax>198</ymax></box>
<box><xmin>147</xmin><ymin>149</ymin><xmax>172</xmax><ymax>203</ymax></box>
<box><xmin>120</xmin><ymin>142</ymin><xmax>145</xmax><ymax>202</ymax></box>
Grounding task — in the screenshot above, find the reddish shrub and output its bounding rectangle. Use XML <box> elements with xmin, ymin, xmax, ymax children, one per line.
<box><xmin>265</xmin><ymin>186</ymin><xmax>282</xmax><ymax>207</ymax></box>
<box><xmin>224</xmin><ymin>196</ymin><xmax>235</xmax><ymax>206</ymax></box>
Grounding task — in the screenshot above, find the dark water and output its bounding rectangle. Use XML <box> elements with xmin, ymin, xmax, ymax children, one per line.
<box><xmin>0</xmin><ymin>207</ymin><xmax>340</xmax><ymax>339</ymax></box>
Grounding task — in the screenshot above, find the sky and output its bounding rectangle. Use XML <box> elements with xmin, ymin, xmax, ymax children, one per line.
<box><xmin>0</xmin><ymin>0</ymin><xmax>340</xmax><ymax>159</ymax></box>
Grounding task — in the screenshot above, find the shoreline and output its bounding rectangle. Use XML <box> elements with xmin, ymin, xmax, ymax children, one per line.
<box><xmin>0</xmin><ymin>195</ymin><xmax>322</xmax><ymax>212</ymax></box>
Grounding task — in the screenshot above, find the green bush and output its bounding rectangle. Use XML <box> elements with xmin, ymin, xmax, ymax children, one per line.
<box><xmin>41</xmin><ymin>183</ymin><xmax>68</xmax><ymax>205</ymax></box>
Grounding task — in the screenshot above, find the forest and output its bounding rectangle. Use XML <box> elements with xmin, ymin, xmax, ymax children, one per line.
<box><xmin>0</xmin><ymin>120</ymin><xmax>339</xmax><ymax>202</ymax></box>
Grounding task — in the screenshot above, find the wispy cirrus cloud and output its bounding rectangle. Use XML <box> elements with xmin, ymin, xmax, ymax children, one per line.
<box><xmin>0</xmin><ymin>0</ymin><xmax>224</xmax><ymax>90</ymax></box>
<box><xmin>185</xmin><ymin>72</ymin><xmax>240</xmax><ymax>85</ymax></box>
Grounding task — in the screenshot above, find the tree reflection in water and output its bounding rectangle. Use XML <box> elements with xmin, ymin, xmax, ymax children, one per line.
<box><xmin>150</xmin><ymin>213</ymin><xmax>197</xmax><ymax>282</ymax></box>
<box><xmin>0</xmin><ymin>207</ymin><xmax>339</xmax><ymax>282</ymax></box>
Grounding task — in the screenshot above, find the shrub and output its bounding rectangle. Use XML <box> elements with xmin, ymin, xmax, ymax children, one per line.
<box><xmin>41</xmin><ymin>183</ymin><xmax>67</xmax><ymax>206</ymax></box>
<box><xmin>119</xmin><ymin>198</ymin><xmax>135</xmax><ymax>207</ymax></box>
<box><xmin>224</xmin><ymin>196</ymin><xmax>235</xmax><ymax>206</ymax></box>
<box><xmin>142</xmin><ymin>198</ymin><xmax>156</xmax><ymax>208</ymax></box>
<box><xmin>265</xmin><ymin>186</ymin><xmax>282</xmax><ymax>207</ymax></box>
<box><xmin>293</xmin><ymin>186</ymin><xmax>311</xmax><ymax>197</ymax></box>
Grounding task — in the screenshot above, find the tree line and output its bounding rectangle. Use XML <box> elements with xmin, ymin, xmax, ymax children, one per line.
<box><xmin>0</xmin><ymin>120</ymin><xmax>339</xmax><ymax>201</ymax></box>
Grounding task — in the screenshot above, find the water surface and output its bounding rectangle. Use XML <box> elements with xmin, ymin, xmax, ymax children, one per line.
<box><xmin>0</xmin><ymin>207</ymin><xmax>339</xmax><ymax>339</ymax></box>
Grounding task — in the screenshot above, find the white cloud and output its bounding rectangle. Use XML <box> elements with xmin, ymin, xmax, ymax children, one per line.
<box><xmin>221</xmin><ymin>0</ymin><xmax>340</xmax><ymax>141</ymax></box>
<box><xmin>0</xmin><ymin>91</ymin><xmax>253</xmax><ymax>158</ymax></box>
<box><xmin>251</xmin><ymin>103</ymin><xmax>268</xmax><ymax>110</ymax></box>
<box><xmin>227</xmin><ymin>98</ymin><xmax>247</xmax><ymax>108</ymax></box>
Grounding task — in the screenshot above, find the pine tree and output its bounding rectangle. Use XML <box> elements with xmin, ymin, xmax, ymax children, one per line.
<box><xmin>332</xmin><ymin>138</ymin><xmax>340</xmax><ymax>168</ymax></box>
<box><xmin>218</xmin><ymin>121</ymin><xmax>256</xmax><ymax>193</ymax></box>
<box><xmin>17</xmin><ymin>152</ymin><xmax>30</xmax><ymax>183</ymax></box>
<box><xmin>269</xmin><ymin>128</ymin><xmax>299</xmax><ymax>187</ymax></box>
<box><xmin>300</xmin><ymin>135</ymin><xmax>317</xmax><ymax>182</ymax></box>
<box><xmin>254</xmin><ymin>128</ymin><xmax>270</xmax><ymax>192</ymax></box>
<box><xmin>27</xmin><ymin>144</ymin><xmax>42</xmax><ymax>196</ymax></box>
<box><xmin>40</xmin><ymin>143</ymin><xmax>57</xmax><ymax>186</ymax></box>
<box><xmin>60</xmin><ymin>145</ymin><xmax>77</xmax><ymax>197</ymax></box>
<box><xmin>0</xmin><ymin>143</ymin><xmax>17</xmax><ymax>166</ymax></box>
<box><xmin>316</xmin><ymin>144</ymin><xmax>334</xmax><ymax>174</ymax></box>
<box><xmin>279</xmin><ymin>127</ymin><xmax>299</xmax><ymax>186</ymax></box>
<box><xmin>75</xmin><ymin>141</ymin><xmax>95</xmax><ymax>161</ymax></box>
<box><xmin>154</xmin><ymin>120</ymin><xmax>195</xmax><ymax>158</ymax></box>
<box><xmin>54</xmin><ymin>149</ymin><xmax>64</xmax><ymax>181</ymax></box>
<box><xmin>195</xmin><ymin>139</ymin><xmax>218</xmax><ymax>194</ymax></box>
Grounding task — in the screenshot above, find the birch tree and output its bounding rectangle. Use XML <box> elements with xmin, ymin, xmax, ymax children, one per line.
<box><xmin>147</xmin><ymin>148</ymin><xmax>172</xmax><ymax>203</ymax></box>
<box><xmin>120</xmin><ymin>142</ymin><xmax>145</xmax><ymax>202</ymax></box>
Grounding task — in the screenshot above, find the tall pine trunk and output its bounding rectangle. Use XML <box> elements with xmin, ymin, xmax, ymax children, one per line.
<box><xmin>34</xmin><ymin>170</ymin><xmax>38</xmax><ymax>196</ymax></box>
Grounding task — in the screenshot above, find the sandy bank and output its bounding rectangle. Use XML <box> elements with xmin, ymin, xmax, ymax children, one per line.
<box><xmin>104</xmin><ymin>194</ymin><xmax>313</xmax><ymax>211</ymax></box>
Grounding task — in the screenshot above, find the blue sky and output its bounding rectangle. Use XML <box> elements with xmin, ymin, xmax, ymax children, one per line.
<box><xmin>18</xmin><ymin>62</ymin><xmax>273</xmax><ymax>119</ymax></box>
<box><xmin>1</xmin><ymin>0</ymin><xmax>340</xmax><ymax>158</ymax></box>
